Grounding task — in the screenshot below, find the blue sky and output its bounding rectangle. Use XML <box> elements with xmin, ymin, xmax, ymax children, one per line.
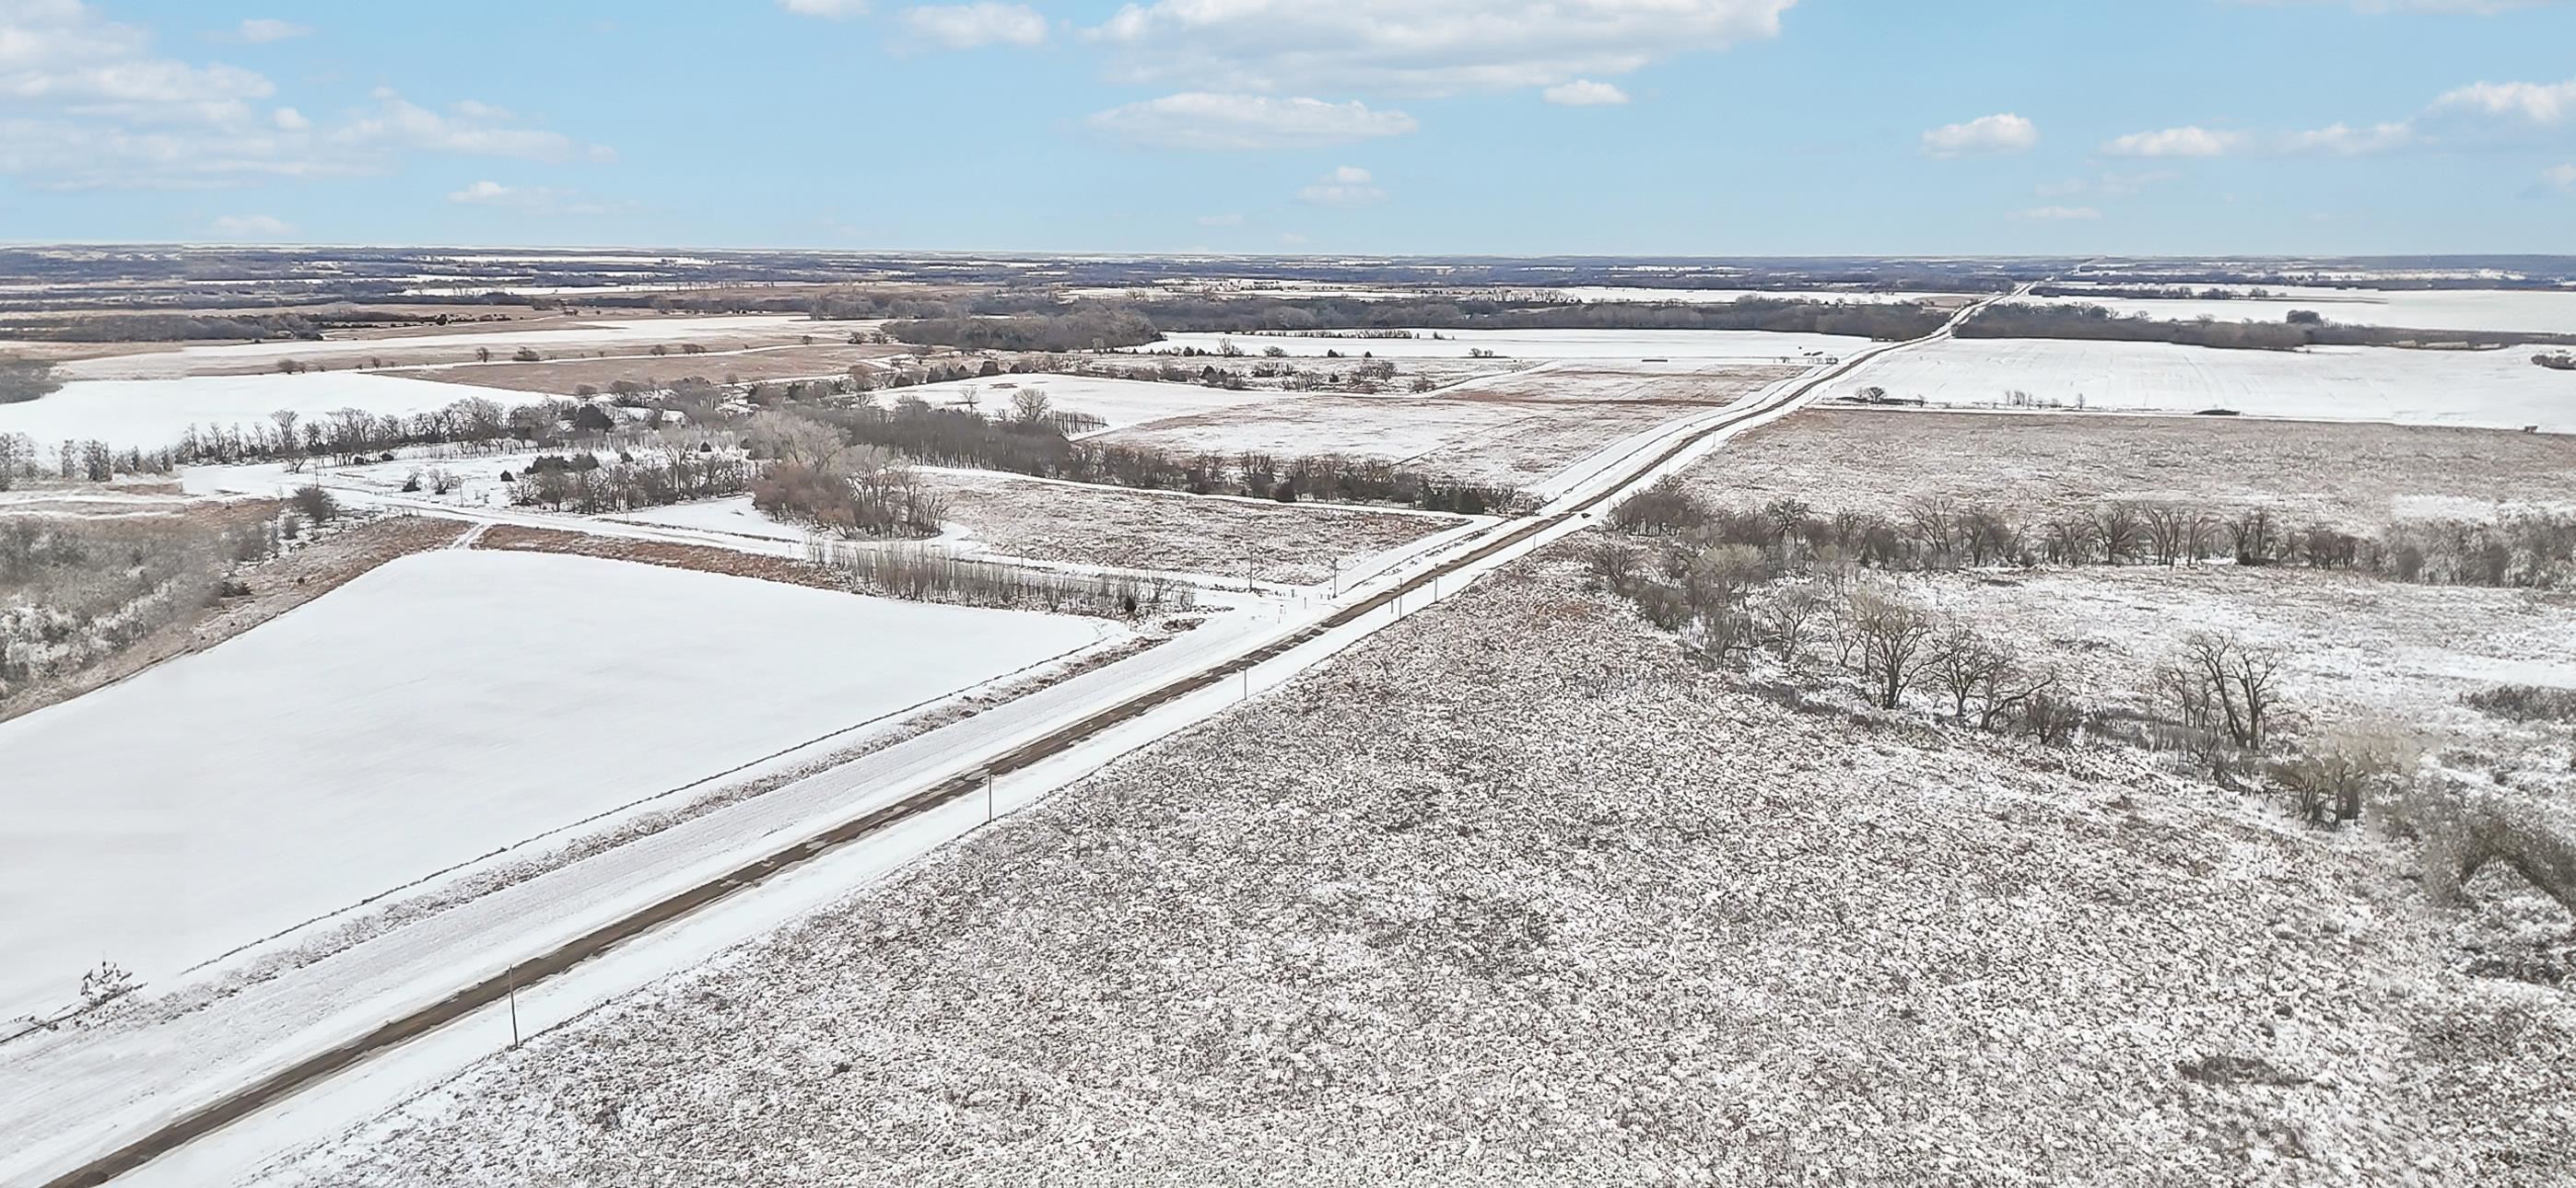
<box><xmin>2</xmin><ymin>0</ymin><xmax>2572</xmax><ymax>254</ymax></box>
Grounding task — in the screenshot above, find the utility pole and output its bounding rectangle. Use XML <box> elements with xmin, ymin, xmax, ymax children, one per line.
<box><xmin>507</xmin><ymin>965</ymin><xmax>520</xmax><ymax>1048</ymax></box>
<box><xmin>985</xmin><ymin>770</ymin><xmax>994</xmax><ymax>824</ymax></box>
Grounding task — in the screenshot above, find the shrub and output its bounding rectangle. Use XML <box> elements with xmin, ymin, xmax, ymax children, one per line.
<box><xmin>2465</xmin><ymin>683</ymin><xmax>2576</xmax><ymax>724</ymax></box>
<box><xmin>291</xmin><ymin>484</ymin><xmax>340</xmax><ymax>523</ymax></box>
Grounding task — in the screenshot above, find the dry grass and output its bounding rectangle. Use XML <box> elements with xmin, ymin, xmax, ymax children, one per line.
<box><xmin>0</xmin><ymin>509</ymin><xmax>460</xmax><ymax>724</ymax></box>
<box><xmin>403</xmin><ymin>343</ymin><xmax>909</xmax><ymax>396</ymax></box>
<box><xmin>1692</xmin><ymin>408</ymin><xmax>2576</xmax><ymax>529</ymax></box>
<box><xmin>275</xmin><ymin>544</ymin><xmax>2576</xmax><ymax>1187</ymax></box>
<box><xmin>476</xmin><ymin>524</ymin><xmax>843</xmax><ymax>590</ymax></box>
<box><xmin>920</xmin><ymin>469</ymin><xmax>1464</xmax><ymax>585</ymax></box>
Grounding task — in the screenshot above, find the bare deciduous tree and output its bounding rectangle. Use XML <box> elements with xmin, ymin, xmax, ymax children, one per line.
<box><xmin>1846</xmin><ymin>586</ymin><xmax>1937</xmax><ymax>709</ymax></box>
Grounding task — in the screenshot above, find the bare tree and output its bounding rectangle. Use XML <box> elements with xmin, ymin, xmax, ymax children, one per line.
<box><xmin>2140</xmin><ymin>503</ymin><xmax>2192</xmax><ymax>566</ymax></box>
<box><xmin>1847</xmin><ymin>586</ymin><xmax>1938</xmax><ymax>709</ymax></box>
<box><xmin>1009</xmin><ymin>388</ymin><xmax>1053</xmax><ymax>427</ymax></box>
<box><xmin>1758</xmin><ymin>585</ymin><xmax>1824</xmax><ymax>670</ymax></box>
<box><xmin>1926</xmin><ymin>627</ymin><xmax>2011</xmax><ymax>720</ymax></box>
<box><xmin>2095</xmin><ymin>502</ymin><xmax>2145</xmax><ymax>565</ymax></box>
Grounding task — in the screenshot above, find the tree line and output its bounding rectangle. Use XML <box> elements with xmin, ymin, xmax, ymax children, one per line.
<box><xmin>882</xmin><ymin>295</ymin><xmax>1952</xmax><ymax>353</ymax></box>
<box><xmin>1610</xmin><ymin>478</ymin><xmax>2576</xmax><ymax>590</ymax></box>
<box><xmin>1590</xmin><ymin>485</ymin><xmax>2576</xmax><ymax>913</ymax></box>
<box><xmin>1962</xmin><ymin>300</ymin><xmax>2576</xmax><ymax>353</ymax></box>
<box><xmin>795</xmin><ymin>396</ymin><xmax>1526</xmax><ymax>516</ymax></box>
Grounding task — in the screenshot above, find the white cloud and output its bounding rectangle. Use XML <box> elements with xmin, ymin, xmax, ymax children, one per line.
<box><xmin>779</xmin><ymin>0</ymin><xmax>870</xmax><ymax>17</ymax></box>
<box><xmin>1086</xmin><ymin>92</ymin><xmax>1417</xmax><ymax>150</ymax></box>
<box><xmin>226</xmin><ymin>17</ymin><xmax>311</xmax><ymax>43</ymax></box>
<box><xmin>1196</xmin><ymin>213</ymin><xmax>1245</xmax><ymax>227</ymax></box>
<box><xmin>1920</xmin><ymin>112</ymin><xmax>2037</xmax><ymax>157</ymax></box>
<box><xmin>1297</xmin><ymin>164</ymin><xmax>1386</xmax><ymax>206</ymax></box>
<box><xmin>2546</xmin><ymin>162</ymin><xmax>2576</xmax><ymax>191</ymax></box>
<box><xmin>209</xmin><ymin>213</ymin><xmax>291</xmax><ymax>238</ymax></box>
<box><xmin>0</xmin><ymin>4</ymin><xmax>608</xmax><ymax>187</ymax></box>
<box><xmin>446</xmin><ymin>180</ymin><xmax>519</xmax><ymax>204</ymax></box>
<box><xmin>1084</xmin><ymin>0</ymin><xmax>1796</xmax><ymax>97</ymax></box>
<box><xmin>338</xmin><ymin>89</ymin><xmax>615</xmax><ymax>163</ymax></box>
<box><xmin>901</xmin><ymin>3</ymin><xmax>1045</xmax><ymax>48</ymax></box>
<box><xmin>2433</xmin><ymin>77</ymin><xmax>2576</xmax><ymax>123</ymax></box>
<box><xmin>1543</xmin><ymin>79</ymin><xmax>1629</xmax><ymax>107</ymax></box>
<box><xmin>445</xmin><ymin>179</ymin><xmax>629</xmax><ymax>215</ymax></box>
<box><xmin>2015</xmin><ymin>205</ymin><xmax>2101</xmax><ymax>220</ymax></box>
<box><xmin>2101</xmin><ymin>125</ymin><xmax>2252</xmax><ymax>157</ymax></box>
<box><xmin>2280</xmin><ymin>121</ymin><xmax>2416</xmax><ymax>153</ymax></box>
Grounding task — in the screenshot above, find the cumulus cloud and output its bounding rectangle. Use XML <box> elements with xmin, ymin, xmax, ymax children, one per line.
<box><xmin>0</xmin><ymin>4</ymin><xmax>609</xmax><ymax>187</ymax></box>
<box><xmin>2101</xmin><ymin>125</ymin><xmax>2253</xmax><ymax>157</ymax></box>
<box><xmin>1083</xmin><ymin>0</ymin><xmax>1796</xmax><ymax>97</ymax></box>
<box><xmin>1086</xmin><ymin>92</ymin><xmax>1417</xmax><ymax>150</ymax></box>
<box><xmin>779</xmin><ymin>0</ymin><xmax>870</xmax><ymax>17</ymax></box>
<box><xmin>1297</xmin><ymin>164</ymin><xmax>1386</xmax><ymax>205</ymax></box>
<box><xmin>1920</xmin><ymin>113</ymin><xmax>2037</xmax><ymax>157</ymax></box>
<box><xmin>2015</xmin><ymin>205</ymin><xmax>2101</xmax><ymax>220</ymax></box>
<box><xmin>2546</xmin><ymin>162</ymin><xmax>2576</xmax><ymax>191</ymax></box>
<box><xmin>2433</xmin><ymin>77</ymin><xmax>2576</xmax><ymax>123</ymax></box>
<box><xmin>209</xmin><ymin>213</ymin><xmax>291</xmax><ymax>238</ymax></box>
<box><xmin>338</xmin><ymin>89</ymin><xmax>615</xmax><ymax>162</ymax></box>
<box><xmin>2280</xmin><ymin>121</ymin><xmax>2416</xmax><ymax>153</ymax></box>
<box><xmin>901</xmin><ymin>3</ymin><xmax>1046</xmax><ymax>48</ymax></box>
<box><xmin>1543</xmin><ymin>80</ymin><xmax>1629</xmax><ymax>107</ymax></box>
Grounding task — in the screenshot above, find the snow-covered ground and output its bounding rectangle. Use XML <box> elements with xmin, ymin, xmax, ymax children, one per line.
<box><xmin>604</xmin><ymin>495</ymin><xmax>811</xmax><ymax>542</ymax></box>
<box><xmin>1692</xmin><ymin>406</ymin><xmax>2576</xmax><ymax>530</ymax></box>
<box><xmin>0</xmin><ymin>549</ymin><xmax>1107</xmax><ymax>1021</ymax></box>
<box><xmin>248</xmin><ymin>546</ymin><xmax>2576</xmax><ymax>1186</ymax></box>
<box><xmin>2013</xmin><ymin>286</ymin><xmax>2576</xmax><ymax>335</ymax></box>
<box><xmin>1502</xmin><ymin>286</ymin><xmax>1969</xmax><ymax>306</ymax></box>
<box><xmin>1130</xmin><ymin>328</ymin><xmax>1860</xmax><ymax>362</ymax></box>
<box><xmin>1833</xmin><ymin>337</ymin><xmax>2575</xmax><ymax>431</ymax></box>
<box><xmin>1</xmin><ymin>373</ymin><xmax>515</xmax><ymax>453</ymax></box>
<box><xmin>55</xmin><ymin>316</ymin><xmax>865</xmax><ymax>381</ymax></box>
<box><xmin>889</xmin><ymin>374</ymin><xmax>1303</xmax><ymax>434</ymax></box>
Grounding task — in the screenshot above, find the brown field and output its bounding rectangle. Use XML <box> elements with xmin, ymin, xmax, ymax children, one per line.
<box><xmin>1691</xmin><ymin>407</ymin><xmax>2576</xmax><ymax>528</ymax></box>
<box><xmin>921</xmin><ymin>469</ymin><xmax>1466</xmax><ymax>585</ymax></box>
<box><xmin>1444</xmin><ymin>360</ymin><xmax>1800</xmax><ymax>405</ymax></box>
<box><xmin>1098</xmin><ymin>362</ymin><xmax>1803</xmax><ymax>489</ymax></box>
<box><xmin>403</xmin><ymin>343</ymin><xmax>909</xmax><ymax>396</ymax></box>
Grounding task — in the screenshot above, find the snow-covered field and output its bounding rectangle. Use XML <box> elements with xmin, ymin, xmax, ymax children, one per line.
<box><xmin>889</xmin><ymin>374</ymin><xmax>1302</xmax><ymax>434</ymax></box>
<box><xmin>1504</xmin><ymin>286</ymin><xmax>1969</xmax><ymax>307</ymax></box>
<box><xmin>2015</xmin><ymin>286</ymin><xmax>2576</xmax><ymax>335</ymax></box>
<box><xmin>1130</xmin><ymin>328</ymin><xmax>1859</xmax><ymax>362</ymax></box>
<box><xmin>258</xmin><ymin>546</ymin><xmax>2576</xmax><ymax>1185</ymax></box>
<box><xmin>55</xmin><ymin>316</ymin><xmax>865</xmax><ymax>380</ymax></box>
<box><xmin>1913</xmin><ymin>565</ymin><xmax>2576</xmax><ymax>748</ymax></box>
<box><xmin>1694</xmin><ymin>407</ymin><xmax>2576</xmax><ymax>530</ymax></box>
<box><xmin>605</xmin><ymin>495</ymin><xmax>811</xmax><ymax>542</ymax></box>
<box><xmin>919</xmin><ymin>469</ymin><xmax>1473</xmax><ymax>586</ymax></box>
<box><xmin>0</xmin><ymin>372</ymin><xmax>512</xmax><ymax>453</ymax></box>
<box><xmin>0</xmin><ymin>549</ymin><xmax>1107</xmax><ymax>1020</ymax></box>
<box><xmin>1836</xmin><ymin>337</ymin><xmax>2576</xmax><ymax>431</ymax></box>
